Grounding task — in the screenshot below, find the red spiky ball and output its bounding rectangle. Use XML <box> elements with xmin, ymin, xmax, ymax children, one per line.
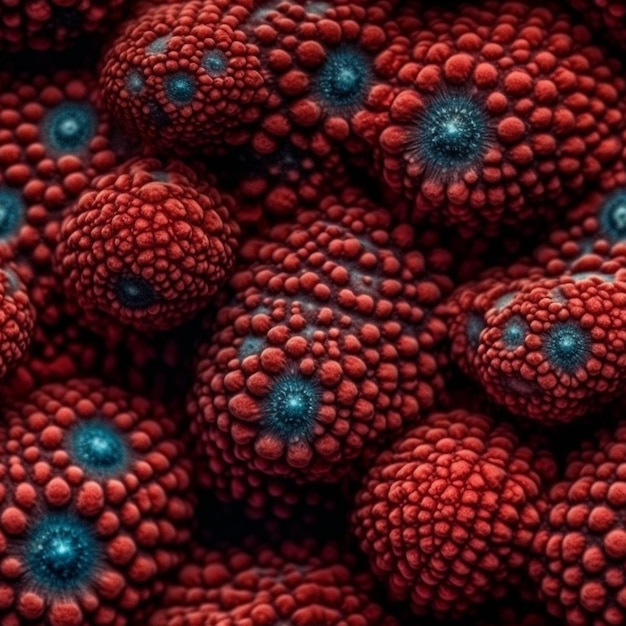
<box><xmin>188</xmin><ymin>188</ymin><xmax>452</xmax><ymax>488</ymax></box>
<box><xmin>529</xmin><ymin>414</ymin><xmax>626</xmax><ymax>626</ymax></box>
<box><xmin>353</xmin><ymin>1</ymin><xmax>626</xmax><ymax>238</ymax></box>
<box><xmin>99</xmin><ymin>0</ymin><xmax>269</xmax><ymax>154</ymax></box>
<box><xmin>352</xmin><ymin>409</ymin><xmax>556</xmax><ymax>619</ymax></box>
<box><xmin>55</xmin><ymin>156</ymin><xmax>240</xmax><ymax>333</ymax></box>
<box><xmin>0</xmin><ymin>264</ymin><xmax>36</xmax><ymax>380</ymax></box>
<box><xmin>0</xmin><ymin>378</ymin><xmax>195</xmax><ymax>625</ymax></box>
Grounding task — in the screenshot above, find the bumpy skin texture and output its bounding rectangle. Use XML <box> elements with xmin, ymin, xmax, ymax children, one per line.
<box><xmin>529</xmin><ymin>417</ymin><xmax>626</xmax><ymax>626</ymax></box>
<box><xmin>55</xmin><ymin>156</ymin><xmax>240</xmax><ymax>333</ymax></box>
<box><xmin>0</xmin><ymin>264</ymin><xmax>35</xmax><ymax>379</ymax></box>
<box><xmin>441</xmin><ymin>188</ymin><xmax>626</xmax><ymax>424</ymax></box>
<box><xmin>244</xmin><ymin>0</ymin><xmax>400</xmax><ymax>161</ymax></box>
<box><xmin>210</xmin><ymin>134</ymin><xmax>351</xmax><ymax>225</ymax></box>
<box><xmin>351</xmin><ymin>410</ymin><xmax>556</xmax><ymax>619</ymax></box>
<box><xmin>189</xmin><ymin>188</ymin><xmax>452</xmax><ymax>487</ymax></box>
<box><xmin>0</xmin><ymin>378</ymin><xmax>195</xmax><ymax>625</ymax></box>
<box><xmin>444</xmin><ymin>268</ymin><xmax>626</xmax><ymax>424</ymax></box>
<box><xmin>0</xmin><ymin>0</ymin><xmax>129</xmax><ymax>51</ymax></box>
<box><xmin>99</xmin><ymin>0</ymin><xmax>269</xmax><ymax>153</ymax></box>
<box><xmin>149</xmin><ymin>540</ymin><xmax>398</xmax><ymax>626</ymax></box>
<box><xmin>353</xmin><ymin>1</ymin><xmax>626</xmax><ymax>238</ymax></box>
<box><xmin>0</xmin><ymin>69</ymin><xmax>133</xmax><ymax>313</ymax></box>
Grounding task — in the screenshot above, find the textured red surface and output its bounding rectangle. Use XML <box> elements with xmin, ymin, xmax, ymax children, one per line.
<box><xmin>149</xmin><ymin>540</ymin><xmax>399</xmax><ymax>626</ymax></box>
<box><xmin>0</xmin><ymin>378</ymin><xmax>195</xmax><ymax>625</ymax></box>
<box><xmin>352</xmin><ymin>409</ymin><xmax>557</xmax><ymax>618</ymax></box>
<box><xmin>189</xmin><ymin>188</ymin><xmax>452</xmax><ymax>488</ymax></box>
<box><xmin>55</xmin><ymin>156</ymin><xmax>240</xmax><ymax>333</ymax></box>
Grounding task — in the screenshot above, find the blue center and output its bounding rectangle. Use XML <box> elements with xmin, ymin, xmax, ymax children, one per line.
<box><xmin>414</xmin><ymin>92</ymin><xmax>489</xmax><ymax>177</ymax></box>
<box><xmin>24</xmin><ymin>513</ymin><xmax>99</xmax><ymax>593</ymax></box>
<box><xmin>69</xmin><ymin>421</ymin><xmax>129</xmax><ymax>476</ymax></box>
<box><xmin>125</xmin><ymin>70</ymin><xmax>145</xmax><ymax>96</ymax></box>
<box><xmin>202</xmin><ymin>50</ymin><xmax>229</xmax><ymax>77</ymax></box>
<box><xmin>114</xmin><ymin>275</ymin><xmax>158</xmax><ymax>309</ymax></box>
<box><xmin>164</xmin><ymin>73</ymin><xmax>197</xmax><ymax>106</ymax></box>
<box><xmin>502</xmin><ymin>315</ymin><xmax>528</xmax><ymax>350</ymax></box>
<box><xmin>543</xmin><ymin>321</ymin><xmax>591</xmax><ymax>374</ymax></box>
<box><xmin>599</xmin><ymin>190</ymin><xmax>626</xmax><ymax>243</ymax></box>
<box><xmin>262</xmin><ymin>373</ymin><xmax>320</xmax><ymax>440</ymax></box>
<box><xmin>315</xmin><ymin>47</ymin><xmax>372</xmax><ymax>112</ymax></box>
<box><xmin>0</xmin><ymin>187</ymin><xmax>24</xmax><ymax>240</ymax></box>
<box><xmin>147</xmin><ymin>36</ymin><xmax>169</xmax><ymax>54</ymax></box>
<box><xmin>239</xmin><ymin>336</ymin><xmax>264</xmax><ymax>359</ymax></box>
<box><xmin>466</xmin><ymin>312</ymin><xmax>485</xmax><ymax>349</ymax></box>
<box><xmin>42</xmin><ymin>102</ymin><xmax>97</xmax><ymax>155</ymax></box>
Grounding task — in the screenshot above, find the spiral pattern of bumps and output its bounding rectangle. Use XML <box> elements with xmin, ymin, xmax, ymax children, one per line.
<box><xmin>55</xmin><ymin>156</ymin><xmax>240</xmax><ymax>333</ymax></box>
<box><xmin>353</xmin><ymin>1</ymin><xmax>626</xmax><ymax>238</ymax></box>
<box><xmin>189</xmin><ymin>188</ymin><xmax>452</xmax><ymax>488</ymax></box>
<box><xmin>149</xmin><ymin>540</ymin><xmax>399</xmax><ymax>626</ymax></box>
<box><xmin>351</xmin><ymin>409</ymin><xmax>556</xmax><ymax>619</ymax></box>
<box><xmin>0</xmin><ymin>378</ymin><xmax>195</xmax><ymax>625</ymax></box>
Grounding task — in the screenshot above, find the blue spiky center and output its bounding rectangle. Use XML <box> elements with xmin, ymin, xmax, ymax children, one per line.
<box><xmin>315</xmin><ymin>47</ymin><xmax>372</xmax><ymax>112</ymax></box>
<box><xmin>0</xmin><ymin>187</ymin><xmax>24</xmax><ymax>240</ymax></box>
<box><xmin>114</xmin><ymin>275</ymin><xmax>158</xmax><ymax>309</ymax></box>
<box><xmin>25</xmin><ymin>513</ymin><xmax>99</xmax><ymax>593</ymax></box>
<box><xmin>202</xmin><ymin>50</ymin><xmax>228</xmax><ymax>77</ymax></box>
<box><xmin>70</xmin><ymin>421</ymin><xmax>129</xmax><ymax>476</ymax></box>
<box><xmin>599</xmin><ymin>190</ymin><xmax>626</xmax><ymax>243</ymax></box>
<box><xmin>414</xmin><ymin>92</ymin><xmax>489</xmax><ymax>176</ymax></box>
<box><xmin>42</xmin><ymin>102</ymin><xmax>97</xmax><ymax>154</ymax></box>
<box><xmin>262</xmin><ymin>374</ymin><xmax>320</xmax><ymax>440</ymax></box>
<box><xmin>125</xmin><ymin>70</ymin><xmax>144</xmax><ymax>96</ymax></box>
<box><xmin>502</xmin><ymin>315</ymin><xmax>527</xmax><ymax>350</ymax></box>
<box><xmin>164</xmin><ymin>73</ymin><xmax>196</xmax><ymax>106</ymax></box>
<box><xmin>543</xmin><ymin>321</ymin><xmax>591</xmax><ymax>374</ymax></box>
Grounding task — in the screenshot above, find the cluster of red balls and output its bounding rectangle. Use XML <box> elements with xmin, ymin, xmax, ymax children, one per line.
<box><xmin>2</xmin><ymin>0</ymin><xmax>626</xmax><ymax>624</ymax></box>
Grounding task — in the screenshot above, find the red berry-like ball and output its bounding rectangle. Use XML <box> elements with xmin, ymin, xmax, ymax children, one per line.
<box><xmin>0</xmin><ymin>378</ymin><xmax>195</xmax><ymax>625</ymax></box>
<box><xmin>352</xmin><ymin>409</ymin><xmax>556</xmax><ymax>619</ymax></box>
<box><xmin>55</xmin><ymin>156</ymin><xmax>240</xmax><ymax>333</ymax></box>
<box><xmin>354</xmin><ymin>1</ymin><xmax>626</xmax><ymax>238</ymax></box>
<box><xmin>189</xmin><ymin>189</ymin><xmax>452</xmax><ymax>487</ymax></box>
<box><xmin>530</xmin><ymin>415</ymin><xmax>626</xmax><ymax>626</ymax></box>
<box><xmin>99</xmin><ymin>0</ymin><xmax>268</xmax><ymax>154</ymax></box>
<box><xmin>0</xmin><ymin>264</ymin><xmax>35</xmax><ymax>379</ymax></box>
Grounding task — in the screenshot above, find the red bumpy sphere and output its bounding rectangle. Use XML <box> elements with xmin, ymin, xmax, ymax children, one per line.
<box><xmin>0</xmin><ymin>0</ymin><xmax>129</xmax><ymax>51</ymax></box>
<box><xmin>243</xmin><ymin>0</ymin><xmax>401</xmax><ymax>162</ymax></box>
<box><xmin>188</xmin><ymin>188</ymin><xmax>452</xmax><ymax>488</ymax></box>
<box><xmin>353</xmin><ymin>1</ymin><xmax>626</xmax><ymax>238</ymax></box>
<box><xmin>149</xmin><ymin>540</ymin><xmax>398</xmax><ymax>626</ymax></box>
<box><xmin>0</xmin><ymin>378</ymin><xmax>195</xmax><ymax>625</ymax></box>
<box><xmin>351</xmin><ymin>409</ymin><xmax>556</xmax><ymax>619</ymax></box>
<box><xmin>99</xmin><ymin>0</ymin><xmax>269</xmax><ymax>154</ymax></box>
<box><xmin>55</xmin><ymin>156</ymin><xmax>240</xmax><ymax>333</ymax></box>
<box><xmin>529</xmin><ymin>415</ymin><xmax>626</xmax><ymax>626</ymax></box>
<box><xmin>444</xmin><ymin>267</ymin><xmax>626</xmax><ymax>424</ymax></box>
<box><xmin>0</xmin><ymin>69</ymin><xmax>133</xmax><ymax>314</ymax></box>
<box><xmin>0</xmin><ymin>264</ymin><xmax>35</xmax><ymax>380</ymax></box>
